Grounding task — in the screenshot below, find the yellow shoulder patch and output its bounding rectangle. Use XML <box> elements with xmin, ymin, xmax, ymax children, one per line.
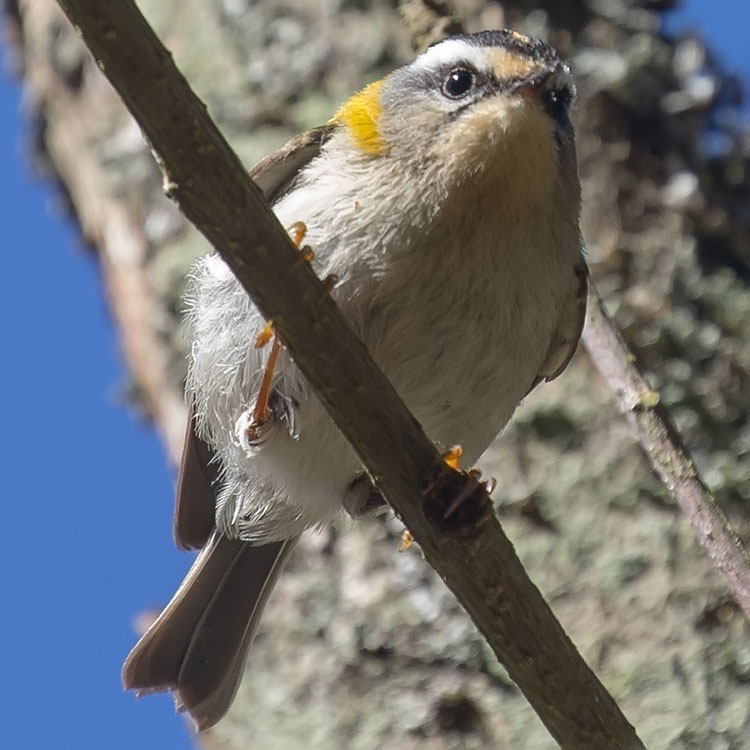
<box><xmin>333</xmin><ymin>80</ymin><xmax>386</xmax><ymax>156</ymax></box>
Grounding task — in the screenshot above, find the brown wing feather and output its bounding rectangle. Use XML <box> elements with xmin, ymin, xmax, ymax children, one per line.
<box><xmin>173</xmin><ymin>125</ymin><xmax>334</xmax><ymax>550</ymax></box>
<box><xmin>527</xmin><ymin>260</ymin><xmax>588</xmax><ymax>394</ymax></box>
<box><xmin>174</xmin><ymin>406</ymin><xmax>220</xmax><ymax>550</ymax></box>
<box><xmin>249</xmin><ymin>124</ymin><xmax>334</xmax><ymax>204</ymax></box>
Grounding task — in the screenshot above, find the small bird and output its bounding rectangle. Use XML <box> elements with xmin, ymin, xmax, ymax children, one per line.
<box><xmin>123</xmin><ymin>29</ymin><xmax>588</xmax><ymax>731</ymax></box>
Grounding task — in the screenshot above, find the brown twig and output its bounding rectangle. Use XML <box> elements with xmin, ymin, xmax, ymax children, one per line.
<box><xmin>582</xmin><ymin>287</ymin><xmax>750</xmax><ymax>619</ymax></box>
<box><xmin>55</xmin><ymin>0</ymin><xmax>646</xmax><ymax>746</ymax></box>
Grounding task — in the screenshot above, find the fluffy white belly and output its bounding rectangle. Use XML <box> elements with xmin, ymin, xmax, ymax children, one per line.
<box><xmin>187</xmin><ymin>211</ymin><xmax>569</xmax><ymax>542</ymax></box>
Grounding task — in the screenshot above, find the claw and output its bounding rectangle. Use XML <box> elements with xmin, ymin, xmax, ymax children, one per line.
<box><xmin>236</xmin><ymin>408</ymin><xmax>276</xmax><ymax>457</ymax></box>
<box><xmin>442</xmin><ymin>445</ymin><xmax>463</xmax><ymax>470</ymax></box>
<box><xmin>289</xmin><ymin>220</ymin><xmax>307</xmax><ymax>247</ymax></box>
<box><xmin>255</xmin><ymin>321</ymin><xmax>274</xmax><ymax>348</ymax></box>
<box><xmin>322</xmin><ymin>273</ymin><xmax>338</xmax><ymax>293</ymax></box>
<box><xmin>436</xmin><ymin>447</ymin><xmax>495</xmax><ymax>521</ymax></box>
<box><xmin>398</xmin><ymin>529</ymin><xmax>414</xmax><ymax>552</ymax></box>
<box><xmin>289</xmin><ymin>222</ymin><xmax>316</xmax><ymax>266</ymax></box>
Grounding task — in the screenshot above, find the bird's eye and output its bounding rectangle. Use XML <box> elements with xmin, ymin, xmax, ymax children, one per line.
<box><xmin>442</xmin><ymin>68</ymin><xmax>475</xmax><ymax>99</ymax></box>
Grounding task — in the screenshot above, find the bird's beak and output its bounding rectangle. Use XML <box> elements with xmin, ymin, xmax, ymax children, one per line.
<box><xmin>511</xmin><ymin>61</ymin><xmax>571</xmax><ymax>100</ymax></box>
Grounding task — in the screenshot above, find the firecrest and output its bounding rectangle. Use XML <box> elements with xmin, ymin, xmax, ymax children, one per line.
<box><xmin>123</xmin><ymin>29</ymin><xmax>588</xmax><ymax>730</ymax></box>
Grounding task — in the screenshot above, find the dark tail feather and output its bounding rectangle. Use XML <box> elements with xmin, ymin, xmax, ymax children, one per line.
<box><xmin>122</xmin><ymin>534</ymin><xmax>296</xmax><ymax>730</ymax></box>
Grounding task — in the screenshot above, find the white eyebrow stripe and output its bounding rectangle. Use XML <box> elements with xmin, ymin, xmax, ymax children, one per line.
<box><xmin>412</xmin><ymin>39</ymin><xmax>490</xmax><ymax>74</ymax></box>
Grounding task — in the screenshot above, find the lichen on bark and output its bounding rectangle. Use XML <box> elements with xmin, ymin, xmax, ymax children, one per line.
<box><xmin>5</xmin><ymin>0</ymin><xmax>750</xmax><ymax>747</ymax></box>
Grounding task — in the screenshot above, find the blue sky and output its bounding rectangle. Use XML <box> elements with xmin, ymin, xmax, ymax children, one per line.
<box><xmin>0</xmin><ymin>3</ymin><xmax>747</xmax><ymax>748</ymax></box>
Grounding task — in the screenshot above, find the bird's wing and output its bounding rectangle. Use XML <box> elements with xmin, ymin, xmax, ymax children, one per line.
<box><xmin>173</xmin><ymin>124</ymin><xmax>336</xmax><ymax>550</ymax></box>
<box><xmin>529</xmin><ymin>260</ymin><xmax>588</xmax><ymax>393</ymax></box>
<box><xmin>249</xmin><ymin>124</ymin><xmax>335</xmax><ymax>203</ymax></box>
<box><xmin>173</xmin><ymin>406</ymin><xmax>221</xmax><ymax>550</ymax></box>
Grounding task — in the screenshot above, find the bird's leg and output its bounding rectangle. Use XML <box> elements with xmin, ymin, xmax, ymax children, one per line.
<box><xmin>343</xmin><ymin>473</ymin><xmax>388</xmax><ymax>518</ymax></box>
<box><xmin>239</xmin><ymin>221</ymin><xmax>337</xmax><ymax>454</ymax></box>
<box><xmin>238</xmin><ymin>222</ymin><xmax>311</xmax><ymax>452</ymax></box>
<box><xmin>250</xmin><ymin>335</ymin><xmax>282</xmax><ymax>426</ymax></box>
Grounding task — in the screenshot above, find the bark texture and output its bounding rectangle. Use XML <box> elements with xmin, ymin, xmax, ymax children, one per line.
<box><xmin>5</xmin><ymin>0</ymin><xmax>750</xmax><ymax>748</ymax></box>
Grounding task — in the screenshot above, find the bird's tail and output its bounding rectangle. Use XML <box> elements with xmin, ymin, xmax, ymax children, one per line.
<box><xmin>122</xmin><ymin>533</ymin><xmax>296</xmax><ymax>730</ymax></box>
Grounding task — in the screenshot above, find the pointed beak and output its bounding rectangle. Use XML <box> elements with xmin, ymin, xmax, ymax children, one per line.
<box><xmin>512</xmin><ymin>61</ymin><xmax>571</xmax><ymax>100</ymax></box>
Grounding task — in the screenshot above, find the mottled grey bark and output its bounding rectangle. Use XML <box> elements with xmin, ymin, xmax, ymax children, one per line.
<box><xmin>5</xmin><ymin>0</ymin><xmax>750</xmax><ymax>748</ymax></box>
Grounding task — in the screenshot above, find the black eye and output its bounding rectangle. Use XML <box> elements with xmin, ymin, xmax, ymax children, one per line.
<box><xmin>442</xmin><ymin>68</ymin><xmax>475</xmax><ymax>99</ymax></box>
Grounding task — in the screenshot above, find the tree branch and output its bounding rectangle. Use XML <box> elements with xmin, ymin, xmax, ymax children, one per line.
<box><xmin>55</xmin><ymin>0</ymin><xmax>646</xmax><ymax>747</ymax></box>
<box><xmin>582</xmin><ymin>288</ymin><xmax>750</xmax><ymax>619</ymax></box>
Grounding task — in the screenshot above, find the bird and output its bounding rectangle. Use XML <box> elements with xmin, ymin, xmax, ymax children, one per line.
<box><xmin>122</xmin><ymin>29</ymin><xmax>588</xmax><ymax>731</ymax></box>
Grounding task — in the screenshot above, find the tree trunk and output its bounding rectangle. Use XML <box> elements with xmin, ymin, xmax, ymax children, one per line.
<box><xmin>6</xmin><ymin>0</ymin><xmax>750</xmax><ymax>747</ymax></box>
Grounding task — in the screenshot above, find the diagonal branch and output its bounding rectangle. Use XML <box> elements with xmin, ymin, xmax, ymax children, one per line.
<box><xmin>55</xmin><ymin>0</ymin><xmax>646</xmax><ymax>747</ymax></box>
<box><xmin>582</xmin><ymin>288</ymin><xmax>750</xmax><ymax>619</ymax></box>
